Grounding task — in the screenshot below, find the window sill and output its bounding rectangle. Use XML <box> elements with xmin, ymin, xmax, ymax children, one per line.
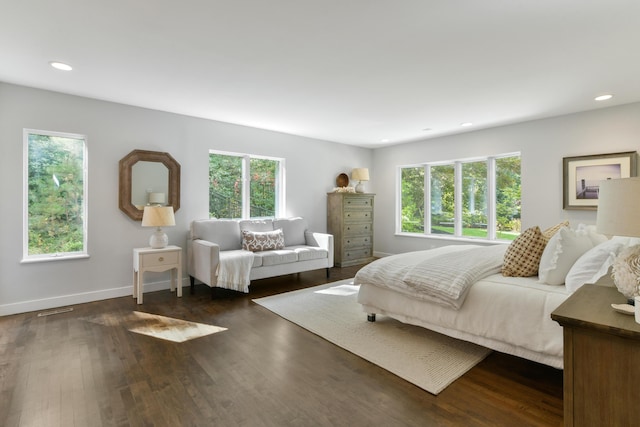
<box><xmin>394</xmin><ymin>232</ymin><xmax>511</xmax><ymax>245</ymax></box>
<box><xmin>21</xmin><ymin>253</ymin><xmax>90</xmax><ymax>264</ymax></box>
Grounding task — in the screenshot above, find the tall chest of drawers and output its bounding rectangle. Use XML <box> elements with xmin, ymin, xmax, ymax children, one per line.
<box><xmin>327</xmin><ymin>193</ymin><xmax>375</xmax><ymax>267</ymax></box>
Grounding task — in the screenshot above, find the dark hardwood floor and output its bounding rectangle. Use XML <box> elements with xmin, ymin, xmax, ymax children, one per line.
<box><xmin>0</xmin><ymin>266</ymin><xmax>563</xmax><ymax>426</ymax></box>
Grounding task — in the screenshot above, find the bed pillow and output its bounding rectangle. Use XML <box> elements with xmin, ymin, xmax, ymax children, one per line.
<box><xmin>241</xmin><ymin>229</ymin><xmax>285</xmax><ymax>252</ymax></box>
<box><xmin>542</xmin><ymin>221</ymin><xmax>569</xmax><ymax>239</ymax></box>
<box><xmin>502</xmin><ymin>226</ymin><xmax>549</xmax><ymax>277</ymax></box>
<box><xmin>538</xmin><ymin>226</ymin><xmax>596</xmax><ymax>285</ymax></box>
<box><xmin>565</xmin><ymin>237</ymin><xmax>640</xmax><ymax>293</ymax></box>
<box><xmin>502</xmin><ymin>222</ymin><xmax>568</xmax><ymax>277</ymax></box>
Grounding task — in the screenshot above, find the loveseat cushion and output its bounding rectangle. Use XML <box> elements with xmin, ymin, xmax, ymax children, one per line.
<box><xmin>239</xmin><ymin>219</ymin><xmax>274</xmax><ymax>232</ymax></box>
<box><xmin>273</xmin><ymin>217</ymin><xmax>308</xmax><ymax>246</ymax></box>
<box><xmin>255</xmin><ymin>249</ymin><xmax>298</xmax><ymax>266</ymax></box>
<box><xmin>191</xmin><ymin>219</ymin><xmax>241</xmax><ymax>251</ymax></box>
<box><xmin>289</xmin><ymin>245</ymin><xmax>328</xmax><ymax>261</ymax></box>
<box><xmin>242</xmin><ymin>229</ymin><xmax>285</xmax><ymax>252</ymax></box>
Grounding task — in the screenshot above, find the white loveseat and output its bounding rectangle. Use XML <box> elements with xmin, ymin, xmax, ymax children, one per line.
<box><xmin>187</xmin><ymin>217</ymin><xmax>334</xmax><ymax>295</ymax></box>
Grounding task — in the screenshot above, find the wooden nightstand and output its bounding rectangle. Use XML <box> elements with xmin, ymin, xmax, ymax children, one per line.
<box><xmin>551</xmin><ymin>284</ymin><xmax>640</xmax><ymax>426</ymax></box>
<box><xmin>133</xmin><ymin>245</ymin><xmax>182</xmax><ymax>304</ymax></box>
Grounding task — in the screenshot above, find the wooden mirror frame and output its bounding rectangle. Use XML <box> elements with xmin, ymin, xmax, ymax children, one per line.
<box><xmin>119</xmin><ymin>149</ymin><xmax>181</xmax><ymax>221</ymax></box>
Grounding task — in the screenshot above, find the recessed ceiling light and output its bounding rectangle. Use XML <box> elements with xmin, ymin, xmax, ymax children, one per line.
<box><xmin>461</xmin><ymin>122</ymin><xmax>473</xmax><ymax>127</ymax></box>
<box><xmin>50</xmin><ymin>61</ymin><xmax>73</xmax><ymax>71</ymax></box>
<box><xmin>594</xmin><ymin>94</ymin><xmax>613</xmax><ymax>101</ymax></box>
<box><xmin>381</xmin><ymin>138</ymin><xmax>389</xmax><ymax>143</ymax></box>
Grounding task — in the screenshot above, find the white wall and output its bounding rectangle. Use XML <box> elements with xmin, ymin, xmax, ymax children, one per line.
<box><xmin>3</xmin><ymin>82</ymin><xmax>639</xmax><ymax>315</ymax></box>
<box><xmin>372</xmin><ymin>102</ymin><xmax>640</xmax><ymax>256</ymax></box>
<box><xmin>0</xmin><ymin>83</ymin><xmax>372</xmax><ymax>315</ymax></box>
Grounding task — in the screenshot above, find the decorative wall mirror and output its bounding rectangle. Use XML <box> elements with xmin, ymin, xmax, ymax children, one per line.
<box><xmin>119</xmin><ymin>149</ymin><xmax>181</xmax><ymax>221</ymax></box>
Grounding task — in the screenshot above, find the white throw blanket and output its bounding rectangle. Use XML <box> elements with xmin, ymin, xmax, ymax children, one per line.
<box><xmin>355</xmin><ymin>244</ymin><xmax>507</xmax><ymax>310</ymax></box>
<box><xmin>216</xmin><ymin>250</ymin><xmax>255</xmax><ymax>293</ymax></box>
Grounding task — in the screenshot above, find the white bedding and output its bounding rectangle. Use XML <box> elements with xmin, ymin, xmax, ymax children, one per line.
<box><xmin>355</xmin><ymin>246</ymin><xmax>570</xmax><ymax>368</ymax></box>
<box><xmin>367</xmin><ymin>245</ymin><xmax>506</xmax><ymax>309</ymax></box>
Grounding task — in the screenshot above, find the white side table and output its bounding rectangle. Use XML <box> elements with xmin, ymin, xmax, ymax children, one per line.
<box><xmin>133</xmin><ymin>245</ymin><xmax>182</xmax><ymax>304</ymax></box>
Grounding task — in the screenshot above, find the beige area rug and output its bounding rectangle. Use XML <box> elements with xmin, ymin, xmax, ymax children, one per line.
<box><xmin>253</xmin><ymin>279</ymin><xmax>491</xmax><ymax>395</ymax></box>
<box><xmin>84</xmin><ymin>311</ymin><xmax>227</xmax><ymax>343</ymax></box>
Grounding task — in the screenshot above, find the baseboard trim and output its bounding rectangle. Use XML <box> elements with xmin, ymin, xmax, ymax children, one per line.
<box><xmin>373</xmin><ymin>251</ymin><xmax>393</xmax><ymax>258</ymax></box>
<box><xmin>0</xmin><ymin>279</ymin><xmax>184</xmax><ymax>316</ymax></box>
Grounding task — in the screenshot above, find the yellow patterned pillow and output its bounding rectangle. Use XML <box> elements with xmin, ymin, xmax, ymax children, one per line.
<box><xmin>542</xmin><ymin>221</ymin><xmax>569</xmax><ymax>239</ymax></box>
<box><xmin>502</xmin><ymin>226</ymin><xmax>549</xmax><ymax>277</ymax></box>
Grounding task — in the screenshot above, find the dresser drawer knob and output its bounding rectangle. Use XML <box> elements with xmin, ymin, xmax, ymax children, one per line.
<box><xmin>159</xmin><ymin>256</ymin><xmax>164</xmax><ymax>262</ymax></box>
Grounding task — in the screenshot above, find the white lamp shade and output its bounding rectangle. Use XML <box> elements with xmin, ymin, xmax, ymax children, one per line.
<box><xmin>142</xmin><ymin>206</ymin><xmax>175</xmax><ymax>227</ymax></box>
<box><xmin>596</xmin><ymin>177</ymin><xmax>640</xmax><ymax>237</ymax></box>
<box><xmin>148</xmin><ymin>192</ymin><xmax>165</xmax><ymax>205</ymax></box>
<box><xmin>351</xmin><ymin>168</ymin><xmax>370</xmax><ymax>182</ymax></box>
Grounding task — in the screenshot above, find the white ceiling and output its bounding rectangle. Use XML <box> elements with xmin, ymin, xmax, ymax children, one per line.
<box><xmin>2</xmin><ymin>1</ymin><xmax>639</xmax><ymax>148</ymax></box>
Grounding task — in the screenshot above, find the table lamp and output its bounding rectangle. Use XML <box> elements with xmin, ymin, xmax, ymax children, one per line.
<box><xmin>596</xmin><ymin>177</ymin><xmax>640</xmax><ymax>302</ymax></box>
<box><xmin>351</xmin><ymin>168</ymin><xmax>369</xmax><ymax>193</ymax></box>
<box><xmin>142</xmin><ymin>206</ymin><xmax>175</xmax><ymax>248</ymax></box>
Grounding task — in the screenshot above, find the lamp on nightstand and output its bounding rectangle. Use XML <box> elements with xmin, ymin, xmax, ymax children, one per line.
<box><xmin>142</xmin><ymin>206</ymin><xmax>175</xmax><ymax>248</ymax></box>
<box><xmin>351</xmin><ymin>168</ymin><xmax>369</xmax><ymax>193</ymax></box>
<box><xmin>596</xmin><ymin>177</ymin><xmax>640</xmax><ymax>305</ymax></box>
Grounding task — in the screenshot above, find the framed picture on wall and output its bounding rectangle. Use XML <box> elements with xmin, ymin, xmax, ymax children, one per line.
<box><xmin>563</xmin><ymin>151</ymin><xmax>637</xmax><ymax>210</ymax></box>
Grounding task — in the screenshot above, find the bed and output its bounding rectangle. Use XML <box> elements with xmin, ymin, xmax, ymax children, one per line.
<box><xmin>355</xmin><ymin>228</ymin><xmax>636</xmax><ymax>370</ymax></box>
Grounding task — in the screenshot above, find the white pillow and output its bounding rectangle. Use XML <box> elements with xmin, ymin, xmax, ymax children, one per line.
<box><xmin>564</xmin><ymin>238</ymin><xmax>634</xmax><ymax>293</ymax></box>
<box><xmin>538</xmin><ymin>226</ymin><xmax>595</xmax><ymax>285</ymax></box>
<box><xmin>581</xmin><ymin>224</ymin><xmax>608</xmax><ymax>246</ymax></box>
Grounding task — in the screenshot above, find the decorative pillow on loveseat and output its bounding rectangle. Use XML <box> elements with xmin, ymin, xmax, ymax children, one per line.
<box><xmin>242</xmin><ymin>229</ymin><xmax>285</xmax><ymax>252</ymax></box>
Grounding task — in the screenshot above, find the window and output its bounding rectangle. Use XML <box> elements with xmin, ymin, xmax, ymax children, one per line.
<box><xmin>209</xmin><ymin>150</ymin><xmax>284</xmax><ymax>219</ymax></box>
<box><xmin>23</xmin><ymin>129</ymin><xmax>88</xmax><ymax>261</ymax></box>
<box><xmin>399</xmin><ymin>153</ymin><xmax>520</xmax><ymax>241</ymax></box>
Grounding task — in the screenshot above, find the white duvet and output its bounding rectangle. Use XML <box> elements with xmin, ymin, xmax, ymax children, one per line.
<box><xmin>355</xmin><ymin>245</ymin><xmax>570</xmax><ymax>368</ymax></box>
<box><xmin>355</xmin><ymin>244</ymin><xmax>506</xmax><ymax>309</ymax></box>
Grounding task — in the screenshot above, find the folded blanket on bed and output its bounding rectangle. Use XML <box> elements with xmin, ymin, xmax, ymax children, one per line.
<box><xmin>401</xmin><ymin>245</ymin><xmax>507</xmax><ymax>309</ymax></box>
<box><xmin>354</xmin><ymin>244</ymin><xmax>507</xmax><ymax>310</ymax></box>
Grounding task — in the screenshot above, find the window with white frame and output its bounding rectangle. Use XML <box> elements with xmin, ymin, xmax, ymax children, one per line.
<box><xmin>209</xmin><ymin>150</ymin><xmax>285</xmax><ymax>219</ymax></box>
<box><xmin>23</xmin><ymin>129</ymin><xmax>88</xmax><ymax>261</ymax></box>
<box><xmin>399</xmin><ymin>153</ymin><xmax>521</xmax><ymax>241</ymax></box>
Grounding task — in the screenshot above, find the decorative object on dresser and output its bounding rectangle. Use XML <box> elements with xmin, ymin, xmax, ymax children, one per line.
<box><xmin>596</xmin><ymin>177</ymin><xmax>640</xmax><ymax>311</ymax></box>
<box><xmin>335</xmin><ymin>172</ymin><xmax>349</xmax><ymax>187</ymax></box>
<box><xmin>327</xmin><ymin>192</ymin><xmax>374</xmax><ymax>267</ymax></box>
<box><xmin>133</xmin><ymin>245</ymin><xmax>182</xmax><ymax>304</ymax></box>
<box><xmin>551</xmin><ymin>284</ymin><xmax>640</xmax><ymax>426</ymax></box>
<box><xmin>142</xmin><ymin>205</ymin><xmax>175</xmax><ymax>248</ymax></box>
<box><xmin>351</xmin><ymin>168</ymin><xmax>369</xmax><ymax>193</ymax></box>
